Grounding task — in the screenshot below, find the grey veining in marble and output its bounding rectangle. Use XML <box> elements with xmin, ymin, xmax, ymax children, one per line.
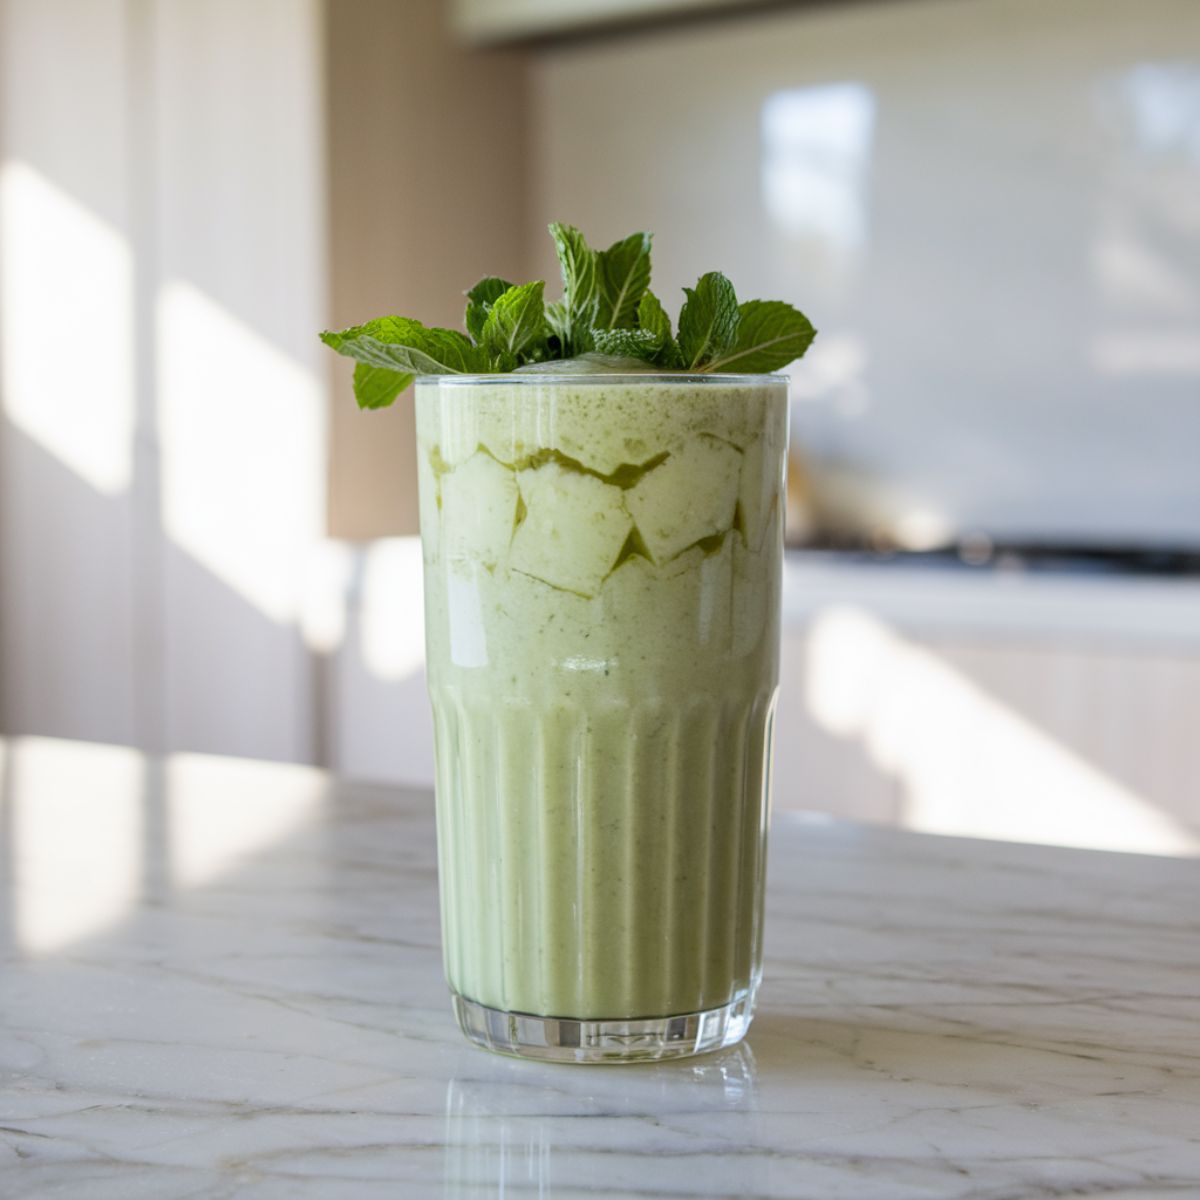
<box><xmin>1</xmin><ymin>734</ymin><xmax>1199</xmax><ymax>1199</ymax></box>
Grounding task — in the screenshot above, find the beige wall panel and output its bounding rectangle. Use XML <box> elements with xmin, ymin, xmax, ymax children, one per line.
<box><xmin>326</xmin><ymin>0</ymin><xmax>531</xmax><ymax>540</ymax></box>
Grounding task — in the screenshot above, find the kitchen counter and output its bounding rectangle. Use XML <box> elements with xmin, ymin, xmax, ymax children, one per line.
<box><xmin>1</xmin><ymin>735</ymin><xmax>1198</xmax><ymax>1198</ymax></box>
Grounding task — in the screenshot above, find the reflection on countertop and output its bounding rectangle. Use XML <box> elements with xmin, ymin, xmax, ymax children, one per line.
<box><xmin>443</xmin><ymin>1046</ymin><xmax>761</xmax><ymax>1198</ymax></box>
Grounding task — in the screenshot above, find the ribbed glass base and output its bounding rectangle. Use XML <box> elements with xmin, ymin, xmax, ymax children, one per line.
<box><xmin>451</xmin><ymin>986</ymin><xmax>757</xmax><ymax>1063</ymax></box>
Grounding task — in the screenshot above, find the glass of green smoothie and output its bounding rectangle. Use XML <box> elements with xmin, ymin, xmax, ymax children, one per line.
<box><xmin>321</xmin><ymin>225</ymin><xmax>815</xmax><ymax>1062</ymax></box>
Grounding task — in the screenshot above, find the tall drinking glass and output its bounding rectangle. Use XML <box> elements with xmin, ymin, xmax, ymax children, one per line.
<box><xmin>415</xmin><ymin>372</ymin><xmax>787</xmax><ymax>1062</ymax></box>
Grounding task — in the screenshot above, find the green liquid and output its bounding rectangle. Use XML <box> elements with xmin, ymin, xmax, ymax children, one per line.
<box><xmin>417</xmin><ymin>376</ymin><xmax>786</xmax><ymax>1020</ymax></box>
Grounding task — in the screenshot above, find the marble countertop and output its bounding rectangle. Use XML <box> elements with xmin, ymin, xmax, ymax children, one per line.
<box><xmin>1</xmin><ymin>736</ymin><xmax>1198</xmax><ymax>1199</ymax></box>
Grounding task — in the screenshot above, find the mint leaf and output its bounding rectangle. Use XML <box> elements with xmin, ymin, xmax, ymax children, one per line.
<box><xmin>480</xmin><ymin>281</ymin><xmax>545</xmax><ymax>366</ymax></box>
<box><xmin>353</xmin><ymin>362</ymin><xmax>411</xmax><ymax>410</ymax></box>
<box><xmin>465</xmin><ymin>276</ymin><xmax>514</xmax><ymax>342</ymax></box>
<box><xmin>545</xmin><ymin>301</ymin><xmax>595</xmax><ymax>356</ymax></box>
<box><xmin>548</xmin><ymin>222</ymin><xmax>598</xmax><ymax>355</ymax></box>
<box><xmin>636</xmin><ymin>289</ymin><xmax>682</xmax><ymax>366</ymax></box>
<box><xmin>704</xmin><ymin>299</ymin><xmax>817</xmax><ymax>373</ymax></box>
<box><xmin>596</xmin><ymin>232</ymin><xmax>651</xmax><ymax>329</ymax></box>
<box><xmin>677</xmin><ymin>272</ymin><xmax>739</xmax><ymax>369</ymax></box>
<box><xmin>544</xmin><ymin>300</ymin><xmax>566</xmax><ymax>343</ymax></box>
<box><xmin>321</xmin><ymin>317</ymin><xmax>485</xmax><ymax>375</ymax></box>
<box><xmin>592</xmin><ymin>328</ymin><xmax>660</xmax><ymax>361</ymax></box>
<box><xmin>637</xmin><ymin>289</ymin><xmax>671</xmax><ymax>342</ymax></box>
<box><xmin>659</xmin><ymin>342</ymin><xmax>684</xmax><ymax>369</ymax></box>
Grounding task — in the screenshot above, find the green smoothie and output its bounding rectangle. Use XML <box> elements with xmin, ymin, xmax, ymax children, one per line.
<box><xmin>319</xmin><ymin>218</ymin><xmax>816</xmax><ymax>1058</ymax></box>
<box><xmin>416</xmin><ymin>371</ymin><xmax>787</xmax><ymax>1023</ymax></box>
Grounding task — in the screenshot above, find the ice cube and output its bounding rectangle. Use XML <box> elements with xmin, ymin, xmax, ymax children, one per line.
<box><xmin>440</xmin><ymin>451</ymin><xmax>519</xmax><ymax>567</ymax></box>
<box><xmin>510</xmin><ymin>461</ymin><xmax>632</xmax><ymax>597</ymax></box>
<box><xmin>625</xmin><ymin>435</ymin><xmax>741</xmax><ymax>562</ymax></box>
<box><xmin>737</xmin><ymin>435</ymin><xmax>783</xmax><ymax>552</ymax></box>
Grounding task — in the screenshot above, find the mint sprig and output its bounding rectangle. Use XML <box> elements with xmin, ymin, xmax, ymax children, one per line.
<box><xmin>547</xmin><ymin>222</ymin><xmax>598</xmax><ymax>357</ymax></box>
<box><xmin>353</xmin><ymin>361</ymin><xmax>411</xmax><ymax>411</ymax></box>
<box><xmin>592</xmin><ymin>328</ymin><xmax>661</xmax><ymax>359</ymax></box>
<box><xmin>465</xmin><ymin>276</ymin><xmax>514</xmax><ymax>342</ymax></box>
<box><xmin>637</xmin><ymin>290</ymin><xmax>682</xmax><ymax>367</ymax></box>
<box><xmin>320</xmin><ymin>223</ymin><xmax>816</xmax><ymax>408</ymax></box>
<box><xmin>707</xmin><ymin>299</ymin><xmax>817</xmax><ymax>373</ymax></box>
<box><xmin>596</xmin><ymin>232</ymin><xmax>652</xmax><ymax>329</ymax></box>
<box><xmin>677</xmin><ymin>272</ymin><xmax>739</xmax><ymax>370</ymax></box>
<box><xmin>321</xmin><ymin>317</ymin><xmax>483</xmax><ymax>378</ymax></box>
<box><xmin>479</xmin><ymin>280</ymin><xmax>545</xmax><ymax>370</ymax></box>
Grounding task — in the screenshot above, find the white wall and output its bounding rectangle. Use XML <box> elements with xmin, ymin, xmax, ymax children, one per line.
<box><xmin>528</xmin><ymin>0</ymin><xmax>1200</xmax><ymax>549</ymax></box>
<box><xmin>0</xmin><ymin>0</ymin><xmax>526</xmax><ymax>765</ymax></box>
<box><xmin>0</xmin><ymin>0</ymin><xmax>327</xmax><ymax>760</ymax></box>
<box><xmin>149</xmin><ymin>0</ymin><xmax>327</xmax><ymax>761</ymax></box>
<box><xmin>0</xmin><ymin>0</ymin><xmax>141</xmax><ymax>746</ymax></box>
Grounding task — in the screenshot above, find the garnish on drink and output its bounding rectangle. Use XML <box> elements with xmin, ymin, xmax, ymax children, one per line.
<box><xmin>320</xmin><ymin>222</ymin><xmax>815</xmax><ymax>406</ymax></box>
<box><xmin>320</xmin><ymin>224</ymin><xmax>815</xmax><ymax>1063</ymax></box>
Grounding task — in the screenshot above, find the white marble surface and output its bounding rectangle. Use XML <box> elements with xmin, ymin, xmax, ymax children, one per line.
<box><xmin>1</xmin><ymin>735</ymin><xmax>1199</xmax><ymax>1199</ymax></box>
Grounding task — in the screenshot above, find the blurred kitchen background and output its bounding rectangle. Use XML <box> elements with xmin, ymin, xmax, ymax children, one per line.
<box><xmin>2</xmin><ymin>0</ymin><xmax>1198</xmax><ymax>856</ymax></box>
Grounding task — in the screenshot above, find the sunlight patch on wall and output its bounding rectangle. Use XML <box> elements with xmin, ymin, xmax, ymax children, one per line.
<box><xmin>806</xmin><ymin>606</ymin><xmax>1200</xmax><ymax>857</ymax></box>
<box><xmin>0</xmin><ymin>160</ymin><xmax>134</xmax><ymax>495</ymax></box>
<box><xmin>1091</xmin><ymin>62</ymin><xmax>1200</xmax><ymax>380</ymax></box>
<box><xmin>761</xmin><ymin>83</ymin><xmax>875</xmax><ymax>257</ymax></box>
<box><xmin>301</xmin><ymin>539</ymin><xmax>355</xmax><ymax>654</ymax></box>
<box><xmin>359</xmin><ymin>537</ymin><xmax>427</xmax><ymax>681</ymax></box>
<box><xmin>1097</xmin><ymin>62</ymin><xmax>1200</xmax><ymax>162</ymax></box>
<box><xmin>157</xmin><ymin>280</ymin><xmax>324</xmax><ymax>624</ymax></box>
<box><xmin>8</xmin><ymin>738</ymin><xmax>144</xmax><ymax>954</ymax></box>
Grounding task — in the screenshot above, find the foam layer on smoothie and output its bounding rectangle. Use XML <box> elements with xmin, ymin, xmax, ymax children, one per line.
<box><xmin>431</xmin><ymin>374</ymin><xmax>779</xmax><ymax>476</ymax></box>
<box><xmin>417</xmin><ymin>375</ymin><xmax>786</xmax><ymax>1020</ymax></box>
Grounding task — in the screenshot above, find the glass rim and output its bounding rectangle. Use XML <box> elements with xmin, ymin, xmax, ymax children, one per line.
<box><xmin>415</xmin><ymin>371</ymin><xmax>789</xmax><ymax>387</ymax></box>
